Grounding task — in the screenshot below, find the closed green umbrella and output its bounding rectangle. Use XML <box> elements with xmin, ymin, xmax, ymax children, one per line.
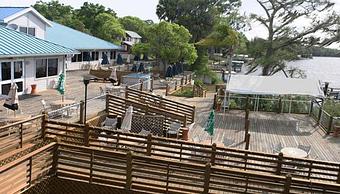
<box><xmin>56</xmin><ymin>73</ymin><xmax>65</xmax><ymax>101</ymax></box>
<box><xmin>205</xmin><ymin>110</ymin><xmax>215</xmax><ymax>143</ymax></box>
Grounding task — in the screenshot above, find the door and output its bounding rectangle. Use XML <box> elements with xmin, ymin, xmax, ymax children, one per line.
<box><xmin>0</xmin><ymin>61</ymin><xmax>24</xmax><ymax>95</ymax></box>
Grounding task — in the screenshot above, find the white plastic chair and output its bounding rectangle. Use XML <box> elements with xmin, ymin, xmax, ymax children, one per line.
<box><xmin>167</xmin><ymin>121</ymin><xmax>181</xmax><ymax>138</ymax></box>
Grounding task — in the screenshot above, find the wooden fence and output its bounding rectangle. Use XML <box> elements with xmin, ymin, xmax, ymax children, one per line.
<box><xmin>43</xmin><ymin>120</ymin><xmax>340</xmax><ymax>184</ymax></box>
<box><xmin>125</xmin><ymin>88</ymin><xmax>195</xmax><ymax>124</ymax></box>
<box><xmin>0</xmin><ymin>115</ymin><xmax>44</xmax><ymax>154</ymax></box>
<box><xmin>3</xmin><ymin>142</ymin><xmax>338</xmax><ymax>194</ymax></box>
<box><xmin>0</xmin><ymin>142</ymin><xmax>56</xmax><ymax>194</ymax></box>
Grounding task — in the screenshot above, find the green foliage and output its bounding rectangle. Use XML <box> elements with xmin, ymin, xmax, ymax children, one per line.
<box><xmin>157</xmin><ymin>0</ymin><xmax>241</xmax><ymax>42</ymax></box>
<box><xmin>248</xmin><ymin>0</ymin><xmax>340</xmax><ymax>76</ymax></box>
<box><xmin>194</xmin><ymin>79</ymin><xmax>203</xmax><ymax>87</ymax></box>
<box><xmin>324</xmin><ymin>100</ymin><xmax>340</xmax><ymax>117</ymax></box>
<box><xmin>132</xmin><ymin>43</ymin><xmax>151</xmax><ymax>56</ymax></box>
<box><xmin>119</xmin><ymin>16</ymin><xmax>150</xmax><ymax>42</ymax></box>
<box><xmin>173</xmin><ymin>87</ymin><xmax>193</xmax><ymax>97</ymax></box>
<box><xmin>197</xmin><ymin>24</ymin><xmax>239</xmax><ymax>48</ymax></box>
<box><xmin>94</xmin><ymin>13</ymin><xmax>125</xmax><ymax>44</ymax></box>
<box><xmin>146</xmin><ymin>22</ymin><xmax>197</xmax><ymax>65</ymax></box>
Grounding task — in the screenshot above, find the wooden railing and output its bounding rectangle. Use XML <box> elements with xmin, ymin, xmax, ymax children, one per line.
<box><xmin>0</xmin><ymin>142</ymin><xmax>56</xmax><ymax>194</ymax></box>
<box><xmin>107</xmin><ymin>94</ymin><xmax>188</xmax><ymax>130</ymax></box>
<box><xmin>55</xmin><ymin>143</ymin><xmax>340</xmax><ymax>193</ymax></box>
<box><xmin>0</xmin><ymin>115</ymin><xmax>45</xmax><ymax>154</ymax></box>
<box><xmin>310</xmin><ymin>100</ymin><xmax>338</xmax><ymax>134</ymax></box>
<box><xmin>44</xmin><ymin>120</ymin><xmax>340</xmax><ymax>184</ymax></box>
<box><xmin>125</xmin><ymin>88</ymin><xmax>195</xmax><ymax>123</ymax></box>
<box><xmin>193</xmin><ymin>85</ymin><xmax>207</xmax><ymax>97</ymax></box>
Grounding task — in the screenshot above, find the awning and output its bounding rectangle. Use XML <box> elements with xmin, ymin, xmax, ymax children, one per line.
<box><xmin>226</xmin><ymin>75</ymin><xmax>324</xmax><ymax>98</ymax></box>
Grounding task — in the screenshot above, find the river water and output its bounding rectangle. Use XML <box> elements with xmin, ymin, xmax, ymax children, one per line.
<box><xmin>285</xmin><ymin>57</ymin><xmax>340</xmax><ymax>88</ymax></box>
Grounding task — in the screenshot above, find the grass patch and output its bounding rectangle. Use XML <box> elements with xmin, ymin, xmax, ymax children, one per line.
<box><xmin>172</xmin><ymin>87</ymin><xmax>193</xmax><ymax>97</ymax></box>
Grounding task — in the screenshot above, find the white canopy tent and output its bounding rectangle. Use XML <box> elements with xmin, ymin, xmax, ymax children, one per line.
<box><xmin>226</xmin><ymin>75</ymin><xmax>324</xmax><ymax>98</ymax></box>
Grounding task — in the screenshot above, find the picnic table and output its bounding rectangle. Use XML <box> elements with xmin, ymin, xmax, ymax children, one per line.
<box><xmin>281</xmin><ymin>147</ymin><xmax>308</xmax><ymax>158</ymax></box>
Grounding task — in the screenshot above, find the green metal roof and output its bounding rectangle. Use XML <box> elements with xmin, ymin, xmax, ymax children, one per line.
<box><xmin>0</xmin><ymin>25</ymin><xmax>78</xmax><ymax>58</ymax></box>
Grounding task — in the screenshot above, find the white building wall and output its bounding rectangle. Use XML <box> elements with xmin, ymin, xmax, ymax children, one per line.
<box><xmin>24</xmin><ymin>56</ymin><xmax>64</xmax><ymax>94</ymax></box>
<box><xmin>8</xmin><ymin>12</ymin><xmax>47</xmax><ymax>39</ymax></box>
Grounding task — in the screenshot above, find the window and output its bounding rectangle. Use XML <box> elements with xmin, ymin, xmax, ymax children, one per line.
<box><xmin>91</xmin><ymin>51</ymin><xmax>99</xmax><ymax>61</ymax></box>
<box><xmin>77</xmin><ymin>53</ymin><xmax>83</xmax><ymax>62</ymax></box>
<box><xmin>36</xmin><ymin>58</ymin><xmax>58</xmax><ymax>78</ymax></box>
<box><xmin>110</xmin><ymin>51</ymin><xmax>116</xmax><ymax>60</ymax></box>
<box><xmin>14</xmin><ymin>61</ymin><xmax>23</xmax><ymax>79</ymax></box>
<box><xmin>83</xmin><ymin>52</ymin><xmax>91</xmax><ymax>61</ymax></box>
<box><xmin>71</xmin><ymin>55</ymin><xmax>77</xmax><ymax>62</ymax></box>
<box><xmin>1</xmin><ymin>62</ymin><xmax>11</xmax><ymax>81</ymax></box>
<box><xmin>19</xmin><ymin>27</ymin><xmax>35</xmax><ymax>36</ymax></box>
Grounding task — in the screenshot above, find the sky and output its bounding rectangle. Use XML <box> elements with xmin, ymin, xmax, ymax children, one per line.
<box><xmin>1</xmin><ymin>0</ymin><xmax>340</xmax><ymax>42</ymax></box>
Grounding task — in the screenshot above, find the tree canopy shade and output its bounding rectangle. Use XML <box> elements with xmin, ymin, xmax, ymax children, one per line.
<box><xmin>156</xmin><ymin>0</ymin><xmax>241</xmax><ymax>42</ymax></box>
<box><xmin>94</xmin><ymin>13</ymin><xmax>125</xmax><ymax>44</ymax></box>
<box><xmin>248</xmin><ymin>0</ymin><xmax>340</xmax><ymax>76</ymax></box>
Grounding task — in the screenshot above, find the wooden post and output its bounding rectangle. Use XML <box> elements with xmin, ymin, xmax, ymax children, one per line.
<box><xmin>28</xmin><ymin>157</ymin><xmax>32</xmax><ymax>186</ymax></box>
<box><xmin>50</xmin><ymin>143</ymin><xmax>59</xmax><ymax>177</ymax></box>
<box><xmin>189</xmin><ymin>74</ymin><xmax>192</xmax><ymax>84</ymax></box>
<box><xmin>245</xmin><ymin>133</ymin><xmax>250</xmax><ymax>150</ymax></box>
<box><xmin>244</xmin><ymin>118</ymin><xmax>250</xmax><ymax>142</ymax></box>
<box><xmin>192</xmin><ymin>106</ymin><xmax>196</xmax><ymax>122</ymax></box>
<box><xmin>146</xmin><ymin>134</ymin><xmax>152</xmax><ymax>156</ymax></box>
<box><xmin>337</xmin><ymin>164</ymin><xmax>340</xmax><ymax>184</ymax></box>
<box><xmin>151</xmin><ymin>79</ymin><xmax>154</xmax><ymax>91</ymax></box>
<box><xmin>317</xmin><ymin>106</ymin><xmax>323</xmax><ymax>125</ymax></box>
<box><xmin>105</xmin><ymin>95</ymin><xmax>109</xmax><ymax>114</ymax></box>
<box><xmin>183</xmin><ymin>115</ymin><xmax>187</xmax><ymax>127</ymax></box>
<box><xmin>181</xmin><ymin>77</ymin><xmax>184</xmax><ymax>86</ymax></box>
<box><xmin>278</xmin><ymin>96</ymin><xmax>282</xmax><ymax>113</ymax></box>
<box><xmin>175</xmin><ymin>80</ymin><xmax>178</xmax><ymax>90</ymax></box>
<box><xmin>309</xmin><ymin>100</ymin><xmax>313</xmax><ymax>116</ymax></box>
<box><xmin>79</xmin><ymin>100</ymin><xmax>85</xmax><ymax>124</ymax></box>
<box><xmin>140</xmin><ymin>80</ymin><xmax>143</xmax><ymax>91</ymax></box>
<box><xmin>283</xmin><ymin>174</ymin><xmax>292</xmax><ymax>194</ymax></box>
<box><xmin>89</xmin><ymin>151</ymin><xmax>94</xmax><ymax>183</ymax></box>
<box><xmin>210</xmin><ymin>143</ymin><xmax>217</xmax><ymax>165</ymax></box>
<box><xmin>84</xmin><ymin>124</ymin><xmax>90</xmax><ymax>146</ymax></box>
<box><xmin>276</xmin><ymin>152</ymin><xmax>283</xmax><ymax>175</ymax></box>
<box><xmin>41</xmin><ymin>112</ymin><xmax>48</xmax><ymax>139</ymax></box>
<box><xmin>19</xmin><ymin>123</ymin><xmax>23</xmax><ymax>148</ymax></box>
<box><xmin>185</xmin><ymin>75</ymin><xmax>188</xmax><ymax>85</ymax></box>
<box><xmin>203</xmin><ymin>163</ymin><xmax>211</xmax><ymax>194</ymax></box>
<box><xmin>126</xmin><ymin>151</ymin><xmax>133</xmax><ymax>191</ymax></box>
<box><xmin>328</xmin><ymin>117</ymin><xmax>334</xmax><ymax>135</ymax></box>
<box><xmin>213</xmin><ymin>94</ymin><xmax>217</xmax><ymax>110</ymax></box>
<box><xmin>165</xmin><ymin>84</ymin><xmax>169</xmax><ymax>96</ymax></box>
<box><xmin>192</xmin><ymin>85</ymin><xmax>196</xmax><ymax>97</ymax></box>
<box><xmin>125</xmin><ymin>85</ymin><xmax>129</xmax><ymax>98</ymax></box>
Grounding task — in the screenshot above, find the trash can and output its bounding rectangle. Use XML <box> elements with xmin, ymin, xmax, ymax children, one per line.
<box><xmin>31</xmin><ymin>84</ymin><xmax>37</xmax><ymax>94</ymax></box>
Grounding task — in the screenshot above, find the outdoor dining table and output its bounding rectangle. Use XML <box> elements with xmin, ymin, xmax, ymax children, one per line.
<box><xmin>281</xmin><ymin>147</ymin><xmax>308</xmax><ymax>158</ymax></box>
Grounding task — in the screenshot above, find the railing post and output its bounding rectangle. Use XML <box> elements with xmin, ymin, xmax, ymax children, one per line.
<box><xmin>183</xmin><ymin>115</ymin><xmax>187</xmax><ymax>127</ymax></box>
<box><xmin>317</xmin><ymin>106</ymin><xmax>323</xmax><ymax>125</ymax></box>
<box><xmin>79</xmin><ymin>100</ymin><xmax>85</xmax><ymax>124</ymax></box>
<box><xmin>337</xmin><ymin>164</ymin><xmax>340</xmax><ymax>184</ymax></box>
<box><xmin>193</xmin><ymin>85</ymin><xmax>196</xmax><ymax>97</ymax></box>
<box><xmin>185</xmin><ymin>75</ymin><xmax>188</xmax><ymax>85</ymax></box>
<box><xmin>244</xmin><ymin>119</ymin><xmax>250</xmax><ymax>142</ymax></box>
<box><xmin>181</xmin><ymin>77</ymin><xmax>184</xmax><ymax>86</ymax></box>
<box><xmin>105</xmin><ymin>94</ymin><xmax>109</xmax><ymax>114</ymax></box>
<box><xmin>125</xmin><ymin>85</ymin><xmax>129</xmax><ymax>98</ymax></box>
<box><xmin>175</xmin><ymin>80</ymin><xmax>178</xmax><ymax>90</ymax></box>
<box><xmin>245</xmin><ymin>133</ymin><xmax>250</xmax><ymax>150</ymax></box>
<box><xmin>140</xmin><ymin>80</ymin><xmax>143</xmax><ymax>91</ymax></box>
<box><xmin>19</xmin><ymin>123</ymin><xmax>23</xmax><ymax>148</ymax></box>
<box><xmin>328</xmin><ymin>116</ymin><xmax>334</xmax><ymax>135</ymax></box>
<box><xmin>84</xmin><ymin>124</ymin><xmax>90</xmax><ymax>146</ymax></box>
<box><xmin>203</xmin><ymin>163</ymin><xmax>211</xmax><ymax>194</ymax></box>
<box><xmin>213</xmin><ymin>94</ymin><xmax>217</xmax><ymax>110</ymax></box>
<box><xmin>28</xmin><ymin>156</ymin><xmax>32</xmax><ymax>187</ymax></box>
<box><xmin>283</xmin><ymin>174</ymin><xmax>292</xmax><ymax>194</ymax></box>
<box><xmin>150</xmin><ymin>78</ymin><xmax>154</xmax><ymax>91</ymax></box>
<box><xmin>126</xmin><ymin>151</ymin><xmax>133</xmax><ymax>191</ymax></box>
<box><xmin>165</xmin><ymin>84</ymin><xmax>169</xmax><ymax>96</ymax></box>
<box><xmin>89</xmin><ymin>151</ymin><xmax>94</xmax><ymax>184</ymax></box>
<box><xmin>278</xmin><ymin>96</ymin><xmax>282</xmax><ymax>113</ymax></box>
<box><xmin>276</xmin><ymin>152</ymin><xmax>284</xmax><ymax>175</ymax></box>
<box><xmin>189</xmin><ymin>73</ymin><xmax>192</xmax><ymax>84</ymax></box>
<box><xmin>210</xmin><ymin>143</ymin><xmax>216</xmax><ymax>165</ymax></box>
<box><xmin>146</xmin><ymin>134</ymin><xmax>152</xmax><ymax>156</ymax></box>
<box><xmin>41</xmin><ymin>112</ymin><xmax>48</xmax><ymax>139</ymax></box>
<box><xmin>51</xmin><ymin>143</ymin><xmax>59</xmax><ymax>177</ymax></box>
<box><xmin>309</xmin><ymin>100</ymin><xmax>313</xmax><ymax>116</ymax></box>
<box><xmin>192</xmin><ymin>106</ymin><xmax>196</xmax><ymax>122</ymax></box>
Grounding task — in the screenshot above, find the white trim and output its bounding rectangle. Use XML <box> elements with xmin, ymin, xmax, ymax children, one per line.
<box><xmin>3</xmin><ymin>7</ymin><xmax>52</xmax><ymax>27</ymax></box>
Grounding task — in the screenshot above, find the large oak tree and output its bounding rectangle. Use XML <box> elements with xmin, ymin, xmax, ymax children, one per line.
<box><xmin>248</xmin><ymin>0</ymin><xmax>340</xmax><ymax>76</ymax></box>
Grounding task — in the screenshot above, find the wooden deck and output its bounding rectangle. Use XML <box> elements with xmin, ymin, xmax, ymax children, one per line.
<box><xmin>165</xmin><ymin>94</ymin><xmax>340</xmax><ymax>162</ymax></box>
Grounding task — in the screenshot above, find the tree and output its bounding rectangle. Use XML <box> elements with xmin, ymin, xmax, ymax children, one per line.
<box><xmin>76</xmin><ymin>2</ymin><xmax>117</xmax><ymax>35</ymax></box>
<box><xmin>138</xmin><ymin>22</ymin><xmax>197</xmax><ymax>71</ymax></box>
<box><xmin>248</xmin><ymin>0</ymin><xmax>340</xmax><ymax>76</ymax></box>
<box><xmin>157</xmin><ymin>0</ymin><xmax>241</xmax><ymax>42</ymax></box>
<box><xmin>94</xmin><ymin>13</ymin><xmax>125</xmax><ymax>44</ymax></box>
<box><xmin>119</xmin><ymin>16</ymin><xmax>150</xmax><ymax>41</ymax></box>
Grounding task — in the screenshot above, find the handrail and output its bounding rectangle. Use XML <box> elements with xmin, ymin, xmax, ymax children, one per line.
<box><xmin>44</xmin><ymin>120</ymin><xmax>340</xmax><ymax>184</ymax></box>
<box><xmin>0</xmin><ymin>115</ymin><xmax>44</xmax><ymax>130</ymax></box>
